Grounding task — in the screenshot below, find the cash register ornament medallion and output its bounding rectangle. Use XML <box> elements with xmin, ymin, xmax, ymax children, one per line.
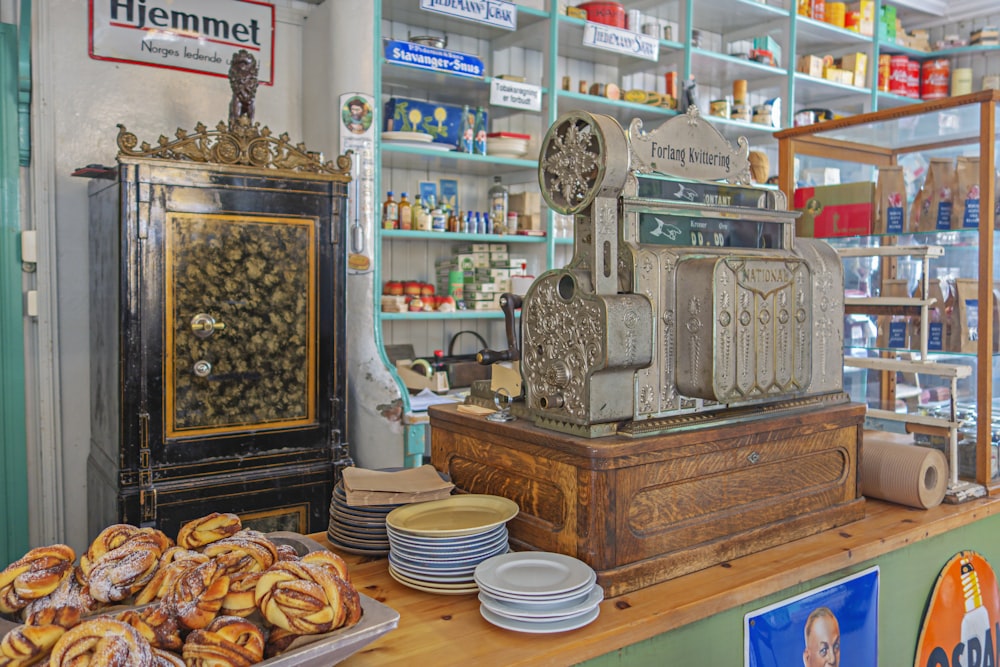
<box><xmin>115</xmin><ymin>49</ymin><xmax>350</xmax><ymax>177</ymax></box>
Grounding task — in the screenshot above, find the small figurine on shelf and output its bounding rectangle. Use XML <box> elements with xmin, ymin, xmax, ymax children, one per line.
<box><xmin>459</xmin><ymin>106</ymin><xmax>475</xmax><ymax>153</ymax></box>
<box><xmin>474</xmin><ymin>107</ymin><xmax>488</xmax><ymax>155</ymax></box>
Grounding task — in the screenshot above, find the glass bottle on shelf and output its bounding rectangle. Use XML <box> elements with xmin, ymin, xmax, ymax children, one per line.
<box><xmin>459</xmin><ymin>105</ymin><xmax>475</xmax><ymax>153</ymax></box>
<box><xmin>474</xmin><ymin>107</ymin><xmax>487</xmax><ymax>155</ymax></box>
<box><xmin>416</xmin><ymin>199</ymin><xmax>433</xmax><ymax>231</ymax></box>
<box><xmin>398</xmin><ymin>192</ymin><xmax>411</xmax><ymax>230</ymax></box>
<box><xmin>488</xmin><ymin>176</ymin><xmax>508</xmax><ymax>235</ymax></box>
<box><xmin>411</xmin><ymin>194</ymin><xmax>422</xmax><ymax>230</ymax></box>
<box><xmin>382</xmin><ymin>191</ymin><xmax>398</xmax><ymax>230</ymax></box>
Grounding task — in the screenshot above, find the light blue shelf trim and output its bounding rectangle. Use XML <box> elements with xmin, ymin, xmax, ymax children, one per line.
<box><xmin>557</xmin><ymin>90</ymin><xmax>678</xmax><ymax>118</ymax></box>
<box><xmin>381</xmin><ymin>143</ymin><xmax>538</xmax><ymax>167</ymax></box>
<box><xmin>381</xmin><ymin>311</ymin><xmax>506</xmax><ymax>321</ymax></box>
<box><xmin>381</xmin><ymin>229</ymin><xmax>547</xmax><ymax>242</ymax></box>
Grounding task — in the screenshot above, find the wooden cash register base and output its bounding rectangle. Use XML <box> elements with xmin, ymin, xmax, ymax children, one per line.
<box><xmin>428</xmin><ymin>401</ymin><xmax>867</xmax><ymax>598</ymax></box>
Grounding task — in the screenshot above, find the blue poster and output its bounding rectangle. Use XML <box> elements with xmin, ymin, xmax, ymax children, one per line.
<box><xmin>745</xmin><ymin>566</ymin><xmax>879</xmax><ymax>667</ymax></box>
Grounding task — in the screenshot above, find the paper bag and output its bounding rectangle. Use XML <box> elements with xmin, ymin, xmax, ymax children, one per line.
<box><xmin>874</xmin><ymin>165</ymin><xmax>907</xmax><ymax>234</ymax></box>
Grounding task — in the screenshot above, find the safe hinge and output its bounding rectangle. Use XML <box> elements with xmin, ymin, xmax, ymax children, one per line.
<box><xmin>139</xmin><ymin>488</ymin><xmax>157</xmax><ymax>523</ymax></box>
<box><xmin>138</xmin><ymin>412</ymin><xmax>156</xmax><ymax>522</ymax></box>
<box><xmin>331</xmin><ymin>207</ymin><xmax>341</xmax><ymax>245</ymax></box>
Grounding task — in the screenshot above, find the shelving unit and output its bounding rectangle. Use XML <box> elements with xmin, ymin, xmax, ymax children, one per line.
<box><xmin>837</xmin><ymin>245</ymin><xmax>980</xmax><ymax>500</ymax></box>
<box><xmin>775</xmin><ymin>90</ymin><xmax>1000</xmax><ymax>494</ymax></box>
<box><xmin>370</xmin><ymin>0</ymin><xmax>999</xmax><ymax>464</ymax></box>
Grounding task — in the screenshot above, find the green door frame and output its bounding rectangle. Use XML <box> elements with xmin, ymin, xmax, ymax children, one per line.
<box><xmin>0</xmin><ymin>19</ymin><xmax>29</xmax><ymax>563</ymax></box>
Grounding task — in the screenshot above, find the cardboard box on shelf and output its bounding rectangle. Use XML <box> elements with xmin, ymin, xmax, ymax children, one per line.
<box><xmin>852</xmin><ymin>0</ymin><xmax>874</xmax><ymax>36</ymax></box>
<box><xmin>519</xmin><ymin>213</ymin><xmax>544</xmax><ymax>231</ymax></box>
<box><xmin>798</xmin><ymin>54</ymin><xmax>824</xmax><ymax>78</ymax></box>
<box><xmin>824</xmin><ymin>66</ymin><xmax>854</xmax><ymax>86</ymax></box>
<box><xmin>509</xmin><ymin>192</ymin><xmax>541</xmax><ymax>215</ymax></box>
<box><xmin>840</xmin><ymin>52</ymin><xmax>868</xmax><ymax>87</ymax></box>
<box><xmin>793</xmin><ymin>182</ymin><xmax>875</xmax><ymax>238</ymax></box>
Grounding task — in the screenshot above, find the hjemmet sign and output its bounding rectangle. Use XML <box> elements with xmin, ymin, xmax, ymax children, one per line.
<box><xmin>89</xmin><ymin>0</ymin><xmax>275</xmax><ymax>84</ymax></box>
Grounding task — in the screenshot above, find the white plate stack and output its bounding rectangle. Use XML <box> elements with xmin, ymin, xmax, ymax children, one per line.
<box><xmin>385</xmin><ymin>495</ymin><xmax>519</xmax><ymax>595</ymax></box>
<box><xmin>474</xmin><ymin>552</ymin><xmax>603</xmax><ymax>633</ymax></box>
<box><xmin>485</xmin><ymin>136</ymin><xmax>530</xmax><ymax>159</ymax></box>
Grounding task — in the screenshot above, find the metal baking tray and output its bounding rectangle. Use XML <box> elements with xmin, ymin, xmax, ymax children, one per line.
<box><xmin>0</xmin><ymin>532</ymin><xmax>399</xmax><ymax>666</ymax></box>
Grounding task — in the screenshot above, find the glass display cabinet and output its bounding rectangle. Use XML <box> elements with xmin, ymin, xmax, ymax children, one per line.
<box><xmin>775</xmin><ymin>89</ymin><xmax>1000</xmax><ymax>496</ymax></box>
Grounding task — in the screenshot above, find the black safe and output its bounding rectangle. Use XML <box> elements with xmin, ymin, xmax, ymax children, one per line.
<box><xmin>86</xmin><ymin>122</ymin><xmax>352</xmax><ymax>540</ymax></box>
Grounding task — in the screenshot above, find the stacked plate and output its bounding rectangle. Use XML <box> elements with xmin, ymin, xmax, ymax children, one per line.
<box><xmin>486</xmin><ymin>135</ymin><xmax>530</xmax><ymax>159</ymax></box>
<box><xmin>327</xmin><ymin>480</ymin><xmax>396</xmax><ymax>556</ymax></box>
<box><xmin>474</xmin><ymin>552</ymin><xmax>603</xmax><ymax>633</ymax></box>
<box><xmin>382</xmin><ymin>130</ymin><xmax>455</xmax><ymax>152</ymax></box>
<box><xmin>385</xmin><ymin>495</ymin><xmax>519</xmax><ymax>595</ymax></box>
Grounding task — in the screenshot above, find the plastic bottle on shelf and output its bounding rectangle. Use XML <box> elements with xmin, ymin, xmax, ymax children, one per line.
<box><xmin>431</xmin><ymin>206</ymin><xmax>447</xmax><ymax>232</ymax></box>
<box><xmin>488</xmin><ymin>176</ymin><xmax>508</xmax><ymax>235</ymax></box>
<box><xmin>465</xmin><ymin>210</ymin><xmax>475</xmax><ymax>234</ymax></box>
<box><xmin>382</xmin><ymin>191</ymin><xmax>398</xmax><ymax>230</ymax></box>
<box><xmin>398</xmin><ymin>192</ymin><xmax>411</xmax><ymax>230</ymax></box>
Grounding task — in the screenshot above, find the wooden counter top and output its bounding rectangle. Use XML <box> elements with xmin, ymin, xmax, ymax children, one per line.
<box><xmin>329</xmin><ymin>491</ymin><xmax>1000</xmax><ymax>667</ymax></box>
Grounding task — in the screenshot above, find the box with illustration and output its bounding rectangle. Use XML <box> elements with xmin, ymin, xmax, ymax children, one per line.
<box><xmin>384</xmin><ymin>97</ymin><xmax>487</xmax><ymax>149</ymax></box>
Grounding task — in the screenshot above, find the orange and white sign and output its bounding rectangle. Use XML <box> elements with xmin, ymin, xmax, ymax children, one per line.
<box><xmin>915</xmin><ymin>551</ymin><xmax>1000</xmax><ymax>667</ymax></box>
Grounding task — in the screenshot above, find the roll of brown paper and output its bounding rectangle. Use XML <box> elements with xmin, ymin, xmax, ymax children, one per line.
<box><xmin>860</xmin><ymin>439</ymin><xmax>948</xmax><ymax>509</ymax></box>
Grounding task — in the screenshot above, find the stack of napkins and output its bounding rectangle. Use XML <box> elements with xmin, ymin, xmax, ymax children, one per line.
<box><xmin>342</xmin><ymin>464</ymin><xmax>454</xmax><ymax>506</ymax></box>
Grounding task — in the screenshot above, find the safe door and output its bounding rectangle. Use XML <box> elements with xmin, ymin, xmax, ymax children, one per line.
<box><xmin>116</xmin><ymin>161</ymin><xmax>347</xmax><ymax>532</ymax></box>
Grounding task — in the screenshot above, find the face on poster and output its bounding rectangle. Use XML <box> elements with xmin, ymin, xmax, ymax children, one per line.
<box><xmin>340</xmin><ymin>92</ymin><xmax>374</xmax><ymax>275</ymax></box>
<box><xmin>745</xmin><ymin>566</ymin><xmax>879</xmax><ymax>667</ymax></box>
<box><xmin>342</xmin><ymin>95</ymin><xmax>373</xmax><ymax>136</ymax></box>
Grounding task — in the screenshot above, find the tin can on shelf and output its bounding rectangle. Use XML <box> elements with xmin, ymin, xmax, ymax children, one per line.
<box><xmin>921</xmin><ymin>59</ymin><xmax>950</xmax><ymax>99</ymax></box>
<box><xmin>811</xmin><ymin>0</ymin><xmax>825</xmax><ymax>21</ymax></box>
<box><xmin>626</xmin><ymin>9</ymin><xmax>642</xmax><ymax>32</ymax></box>
<box><xmin>888</xmin><ymin>55</ymin><xmax>909</xmax><ymax>95</ymax></box>
<box><xmin>665</xmin><ymin>71</ymin><xmax>678</xmax><ymax>98</ymax></box>
<box><xmin>907</xmin><ymin>60</ymin><xmax>921</xmax><ymax>98</ymax></box>
<box><xmin>825</xmin><ymin>1</ymin><xmax>845</xmax><ymax>27</ymax></box>
<box><xmin>733</xmin><ymin>79</ymin><xmax>748</xmax><ymax>107</ymax></box>
<box><xmin>952</xmin><ymin>67</ymin><xmax>973</xmax><ymax>96</ymax></box>
<box><xmin>877</xmin><ymin>54</ymin><xmax>891</xmax><ymax>92</ymax></box>
<box><xmin>577</xmin><ymin>1</ymin><xmax>626</xmax><ymax>28</ymax></box>
<box><xmin>709</xmin><ymin>99</ymin><xmax>731</xmax><ymax>118</ymax></box>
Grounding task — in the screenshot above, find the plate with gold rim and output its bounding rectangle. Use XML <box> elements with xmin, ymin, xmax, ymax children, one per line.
<box><xmin>386</xmin><ymin>495</ymin><xmax>518</xmax><ymax>537</ymax></box>
<box><xmin>382</xmin><ymin>131</ymin><xmax>433</xmax><ymax>142</ymax></box>
<box><xmin>387</xmin><ymin>565</ymin><xmax>479</xmax><ymax>595</ymax></box>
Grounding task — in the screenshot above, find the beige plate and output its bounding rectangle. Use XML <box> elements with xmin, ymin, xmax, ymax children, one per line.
<box><xmin>382</xmin><ymin>131</ymin><xmax>432</xmax><ymax>142</ymax></box>
<box><xmin>388</xmin><ymin>565</ymin><xmax>479</xmax><ymax>595</ymax></box>
<box><xmin>386</xmin><ymin>494</ymin><xmax>518</xmax><ymax>537</ymax></box>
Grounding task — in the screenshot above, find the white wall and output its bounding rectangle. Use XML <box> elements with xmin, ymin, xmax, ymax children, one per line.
<box><xmin>28</xmin><ymin>0</ymin><xmax>319</xmax><ymax>554</ymax></box>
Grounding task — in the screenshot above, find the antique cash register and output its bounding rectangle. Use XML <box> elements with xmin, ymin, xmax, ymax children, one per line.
<box><xmin>430</xmin><ymin>108</ymin><xmax>865</xmax><ymax>596</ymax></box>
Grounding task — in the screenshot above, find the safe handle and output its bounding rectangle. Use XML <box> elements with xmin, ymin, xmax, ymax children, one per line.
<box><xmin>190</xmin><ymin>313</ymin><xmax>226</xmax><ymax>338</ymax></box>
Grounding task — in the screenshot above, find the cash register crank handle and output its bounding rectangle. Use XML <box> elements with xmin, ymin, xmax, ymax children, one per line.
<box><xmin>476</xmin><ymin>293</ymin><xmax>522</xmax><ymax>364</ymax></box>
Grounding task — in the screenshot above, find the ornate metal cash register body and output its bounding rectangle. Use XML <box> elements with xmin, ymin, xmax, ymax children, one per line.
<box><xmin>523</xmin><ymin>108</ymin><xmax>846</xmax><ymax>436</ymax></box>
<box><xmin>431</xmin><ymin>109</ymin><xmax>865</xmax><ymax>596</ymax></box>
